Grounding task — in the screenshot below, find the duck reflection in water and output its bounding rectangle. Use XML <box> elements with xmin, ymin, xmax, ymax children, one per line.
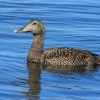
<box><xmin>27</xmin><ymin>62</ymin><xmax>41</xmax><ymax>95</ymax></box>
<box><xmin>26</xmin><ymin>61</ymin><xmax>99</xmax><ymax>96</ymax></box>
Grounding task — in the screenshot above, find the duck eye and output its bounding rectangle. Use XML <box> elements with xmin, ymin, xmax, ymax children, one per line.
<box><xmin>33</xmin><ymin>23</ymin><xmax>36</xmax><ymax>25</ymax></box>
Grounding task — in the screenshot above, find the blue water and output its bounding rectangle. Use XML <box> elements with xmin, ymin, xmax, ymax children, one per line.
<box><xmin>1</xmin><ymin>0</ymin><xmax>100</xmax><ymax>100</ymax></box>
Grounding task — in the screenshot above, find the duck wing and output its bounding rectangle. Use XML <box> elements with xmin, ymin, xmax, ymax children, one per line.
<box><xmin>43</xmin><ymin>47</ymin><xmax>99</xmax><ymax>66</ymax></box>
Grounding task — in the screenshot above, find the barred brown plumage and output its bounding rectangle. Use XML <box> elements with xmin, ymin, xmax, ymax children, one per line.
<box><xmin>14</xmin><ymin>20</ymin><xmax>100</xmax><ymax>66</ymax></box>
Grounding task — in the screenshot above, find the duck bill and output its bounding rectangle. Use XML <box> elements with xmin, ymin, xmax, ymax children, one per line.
<box><xmin>14</xmin><ymin>22</ymin><xmax>32</xmax><ymax>33</ymax></box>
<box><xmin>14</xmin><ymin>28</ymin><xmax>21</xmax><ymax>33</ymax></box>
<box><xmin>14</xmin><ymin>26</ymin><xmax>25</xmax><ymax>33</ymax></box>
<box><xmin>14</xmin><ymin>26</ymin><xmax>31</xmax><ymax>33</ymax></box>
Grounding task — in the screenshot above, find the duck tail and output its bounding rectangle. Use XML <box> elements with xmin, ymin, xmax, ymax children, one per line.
<box><xmin>97</xmin><ymin>57</ymin><xmax>100</xmax><ymax>65</ymax></box>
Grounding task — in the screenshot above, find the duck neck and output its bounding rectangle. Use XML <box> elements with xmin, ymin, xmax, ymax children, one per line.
<box><xmin>29</xmin><ymin>33</ymin><xmax>45</xmax><ymax>55</ymax></box>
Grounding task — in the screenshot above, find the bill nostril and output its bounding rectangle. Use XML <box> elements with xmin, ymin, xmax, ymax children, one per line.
<box><xmin>20</xmin><ymin>27</ymin><xmax>24</xmax><ymax>30</ymax></box>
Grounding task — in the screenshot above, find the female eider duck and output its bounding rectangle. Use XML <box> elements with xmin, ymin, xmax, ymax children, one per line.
<box><xmin>14</xmin><ymin>20</ymin><xmax>100</xmax><ymax>66</ymax></box>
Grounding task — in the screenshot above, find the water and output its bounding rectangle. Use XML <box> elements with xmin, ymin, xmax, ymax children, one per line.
<box><xmin>0</xmin><ymin>0</ymin><xmax>100</xmax><ymax>100</ymax></box>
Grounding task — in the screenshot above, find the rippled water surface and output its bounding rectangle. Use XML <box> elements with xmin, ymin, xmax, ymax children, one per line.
<box><xmin>1</xmin><ymin>0</ymin><xmax>100</xmax><ymax>100</ymax></box>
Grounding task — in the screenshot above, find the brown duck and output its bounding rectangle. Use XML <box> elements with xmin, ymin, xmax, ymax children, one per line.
<box><xmin>14</xmin><ymin>20</ymin><xmax>100</xmax><ymax>66</ymax></box>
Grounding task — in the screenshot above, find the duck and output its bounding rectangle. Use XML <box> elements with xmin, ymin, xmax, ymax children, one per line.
<box><xmin>14</xmin><ymin>19</ymin><xmax>100</xmax><ymax>66</ymax></box>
